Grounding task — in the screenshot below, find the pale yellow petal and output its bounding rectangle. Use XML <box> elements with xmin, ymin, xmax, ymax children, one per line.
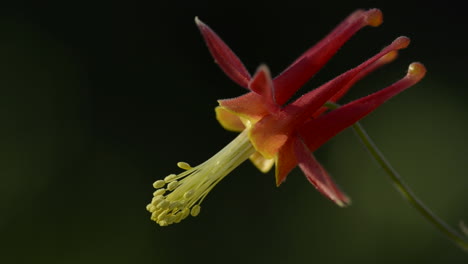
<box><xmin>249</xmin><ymin>151</ymin><xmax>274</xmax><ymax>173</ymax></box>
<box><xmin>215</xmin><ymin>106</ymin><xmax>245</xmax><ymax>132</ymax></box>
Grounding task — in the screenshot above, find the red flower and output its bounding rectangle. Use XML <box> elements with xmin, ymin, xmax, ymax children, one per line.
<box><xmin>147</xmin><ymin>9</ymin><xmax>425</xmax><ymax>226</ymax></box>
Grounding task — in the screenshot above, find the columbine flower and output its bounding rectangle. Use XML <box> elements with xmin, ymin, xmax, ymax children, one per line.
<box><xmin>146</xmin><ymin>8</ymin><xmax>426</xmax><ymax>226</ymax></box>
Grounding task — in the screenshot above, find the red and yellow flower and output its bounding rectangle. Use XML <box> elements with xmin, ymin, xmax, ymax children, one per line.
<box><xmin>146</xmin><ymin>9</ymin><xmax>426</xmax><ymax>226</ymax></box>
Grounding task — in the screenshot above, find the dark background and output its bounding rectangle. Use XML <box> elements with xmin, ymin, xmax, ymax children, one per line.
<box><xmin>1</xmin><ymin>0</ymin><xmax>467</xmax><ymax>263</ymax></box>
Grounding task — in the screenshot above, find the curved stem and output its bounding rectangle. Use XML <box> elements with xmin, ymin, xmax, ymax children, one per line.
<box><xmin>325</xmin><ymin>102</ymin><xmax>468</xmax><ymax>252</ymax></box>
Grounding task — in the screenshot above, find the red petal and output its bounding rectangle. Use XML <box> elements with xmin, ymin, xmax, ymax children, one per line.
<box><xmin>294</xmin><ymin>136</ymin><xmax>350</xmax><ymax>207</ymax></box>
<box><xmin>275</xmin><ymin>138</ymin><xmax>297</xmax><ymax>186</ymax></box>
<box><xmin>300</xmin><ymin>62</ymin><xmax>426</xmax><ymax>151</ymax></box>
<box><xmin>283</xmin><ymin>37</ymin><xmax>410</xmax><ymax>129</ymax></box>
<box><xmin>249</xmin><ymin>114</ymin><xmax>289</xmax><ymax>159</ymax></box>
<box><xmin>248</xmin><ymin>65</ymin><xmax>279</xmax><ymax>113</ymax></box>
<box><xmin>273</xmin><ymin>9</ymin><xmax>383</xmax><ymax>105</ymax></box>
<box><xmin>195</xmin><ymin>17</ymin><xmax>251</xmax><ymax>88</ymax></box>
<box><xmin>218</xmin><ymin>93</ymin><xmax>270</xmax><ymax>124</ymax></box>
<box><xmin>312</xmin><ymin>50</ymin><xmax>399</xmax><ymax>117</ymax></box>
<box><xmin>249</xmin><ymin>37</ymin><xmax>409</xmax><ymax>159</ymax></box>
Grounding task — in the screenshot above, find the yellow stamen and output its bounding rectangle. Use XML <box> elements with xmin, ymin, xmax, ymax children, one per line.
<box><xmin>147</xmin><ymin>129</ymin><xmax>255</xmax><ymax>226</ymax></box>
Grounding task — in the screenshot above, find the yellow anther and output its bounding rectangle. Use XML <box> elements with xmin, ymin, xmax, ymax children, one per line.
<box><xmin>191</xmin><ymin>205</ymin><xmax>201</xmax><ymax>217</ymax></box>
<box><xmin>177</xmin><ymin>162</ymin><xmax>192</xmax><ymax>170</ymax></box>
<box><xmin>153</xmin><ymin>180</ymin><xmax>166</xmax><ymax>188</ymax></box>
<box><xmin>169</xmin><ymin>202</ymin><xmax>180</xmax><ymax>210</ymax></box>
<box><xmin>153</xmin><ymin>189</ymin><xmax>166</xmax><ymax>196</ymax></box>
<box><xmin>151</xmin><ymin>208</ymin><xmax>163</xmax><ymax>218</ymax></box>
<box><xmin>182</xmin><ymin>208</ymin><xmax>190</xmax><ymax>219</ymax></box>
<box><xmin>157</xmin><ymin>209</ymin><xmax>169</xmax><ymax>221</ymax></box>
<box><xmin>146</xmin><ymin>204</ymin><xmax>154</xmax><ymax>212</ymax></box>
<box><xmin>164</xmin><ymin>174</ymin><xmax>177</xmax><ymax>183</ymax></box>
<box><xmin>167</xmin><ymin>181</ymin><xmax>179</xmax><ymax>191</ymax></box>
<box><xmin>167</xmin><ymin>215</ymin><xmax>176</xmax><ymax>224</ymax></box>
<box><xmin>157</xmin><ymin>200</ymin><xmax>170</xmax><ymax>209</ymax></box>
<box><xmin>151</xmin><ymin>195</ymin><xmax>163</xmax><ymax>204</ymax></box>
<box><xmin>151</xmin><ymin>211</ymin><xmax>158</xmax><ymax>220</ymax></box>
<box><xmin>174</xmin><ymin>213</ymin><xmax>183</xmax><ymax>223</ymax></box>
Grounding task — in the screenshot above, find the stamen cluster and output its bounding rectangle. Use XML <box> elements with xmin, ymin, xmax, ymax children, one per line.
<box><xmin>146</xmin><ymin>162</ymin><xmax>203</xmax><ymax>226</ymax></box>
<box><xmin>147</xmin><ymin>130</ymin><xmax>255</xmax><ymax>226</ymax></box>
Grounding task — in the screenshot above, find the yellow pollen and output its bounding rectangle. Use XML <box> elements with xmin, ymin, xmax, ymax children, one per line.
<box><xmin>146</xmin><ymin>129</ymin><xmax>255</xmax><ymax>226</ymax></box>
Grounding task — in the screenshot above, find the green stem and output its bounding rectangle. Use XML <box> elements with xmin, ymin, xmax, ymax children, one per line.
<box><xmin>325</xmin><ymin>102</ymin><xmax>468</xmax><ymax>252</ymax></box>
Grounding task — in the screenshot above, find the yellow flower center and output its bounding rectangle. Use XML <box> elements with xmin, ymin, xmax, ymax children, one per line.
<box><xmin>146</xmin><ymin>129</ymin><xmax>255</xmax><ymax>226</ymax></box>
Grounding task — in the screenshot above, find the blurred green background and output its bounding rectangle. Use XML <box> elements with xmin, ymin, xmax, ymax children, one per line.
<box><xmin>1</xmin><ymin>0</ymin><xmax>467</xmax><ymax>263</ymax></box>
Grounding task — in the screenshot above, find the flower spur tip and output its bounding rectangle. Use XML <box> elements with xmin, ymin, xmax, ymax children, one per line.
<box><xmin>365</xmin><ymin>8</ymin><xmax>383</xmax><ymax>27</ymax></box>
<box><xmin>407</xmin><ymin>62</ymin><xmax>426</xmax><ymax>80</ymax></box>
<box><xmin>392</xmin><ymin>36</ymin><xmax>411</xmax><ymax>49</ymax></box>
<box><xmin>335</xmin><ymin>197</ymin><xmax>352</xmax><ymax>207</ymax></box>
<box><xmin>194</xmin><ymin>16</ymin><xmax>203</xmax><ymax>25</ymax></box>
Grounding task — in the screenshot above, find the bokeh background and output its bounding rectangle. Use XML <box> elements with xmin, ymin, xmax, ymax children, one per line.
<box><xmin>1</xmin><ymin>0</ymin><xmax>467</xmax><ymax>263</ymax></box>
